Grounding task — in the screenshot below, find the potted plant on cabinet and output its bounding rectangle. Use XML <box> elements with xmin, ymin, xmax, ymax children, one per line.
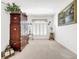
<box><xmin>5</xmin><ymin>3</ymin><xmax>21</xmax><ymax>13</ymax></box>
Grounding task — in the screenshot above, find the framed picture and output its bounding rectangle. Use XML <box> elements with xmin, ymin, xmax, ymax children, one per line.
<box><xmin>64</xmin><ymin>2</ymin><xmax>74</xmax><ymax>25</ymax></box>
<box><xmin>58</xmin><ymin>0</ymin><xmax>77</xmax><ymax>26</ymax></box>
<box><xmin>58</xmin><ymin>12</ymin><xmax>65</xmax><ymax>26</ymax></box>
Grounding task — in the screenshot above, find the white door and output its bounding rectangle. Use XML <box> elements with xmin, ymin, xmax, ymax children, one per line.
<box><xmin>32</xmin><ymin>19</ymin><xmax>48</xmax><ymax>39</ymax></box>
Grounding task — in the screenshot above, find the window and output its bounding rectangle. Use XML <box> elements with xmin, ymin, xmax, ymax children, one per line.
<box><xmin>32</xmin><ymin>19</ymin><xmax>48</xmax><ymax>36</ymax></box>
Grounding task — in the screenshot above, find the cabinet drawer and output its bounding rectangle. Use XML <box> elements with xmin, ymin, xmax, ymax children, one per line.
<box><xmin>10</xmin><ymin>24</ymin><xmax>20</xmax><ymax>41</ymax></box>
<box><xmin>10</xmin><ymin>14</ymin><xmax>20</xmax><ymax>23</ymax></box>
<box><xmin>10</xmin><ymin>41</ymin><xmax>20</xmax><ymax>50</ymax></box>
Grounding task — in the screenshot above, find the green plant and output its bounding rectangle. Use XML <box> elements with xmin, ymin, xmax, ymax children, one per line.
<box><xmin>5</xmin><ymin>3</ymin><xmax>21</xmax><ymax>13</ymax></box>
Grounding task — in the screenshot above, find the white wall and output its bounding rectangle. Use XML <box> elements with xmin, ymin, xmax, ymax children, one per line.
<box><xmin>1</xmin><ymin>3</ymin><xmax>10</xmax><ymax>52</ymax></box>
<box><xmin>53</xmin><ymin>0</ymin><xmax>77</xmax><ymax>54</ymax></box>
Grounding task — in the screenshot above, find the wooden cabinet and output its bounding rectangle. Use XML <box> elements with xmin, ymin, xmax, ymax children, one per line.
<box><xmin>10</xmin><ymin>13</ymin><xmax>21</xmax><ymax>51</ymax></box>
<box><xmin>10</xmin><ymin>13</ymin><xmax>29</xmax><ymax>51</ymax></box>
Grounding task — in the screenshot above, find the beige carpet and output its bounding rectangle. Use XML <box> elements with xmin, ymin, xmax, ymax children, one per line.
<box><xmin>9</xmin><ymin>40</ymin><xmax>76</xmax><ymax>59</ymax></box>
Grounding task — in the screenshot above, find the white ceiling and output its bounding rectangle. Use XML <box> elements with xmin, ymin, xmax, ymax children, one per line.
<box><xmin>2</xmin><ymin>0</ymin><xmax>73</xmax><ymax>15</ymax></box>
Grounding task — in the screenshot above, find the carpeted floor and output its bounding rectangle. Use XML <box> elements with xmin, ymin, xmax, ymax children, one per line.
<box><xmin>9</xmin><ymin>40</ymin><xmax>76</xmax><ymax>59</ymax></box>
